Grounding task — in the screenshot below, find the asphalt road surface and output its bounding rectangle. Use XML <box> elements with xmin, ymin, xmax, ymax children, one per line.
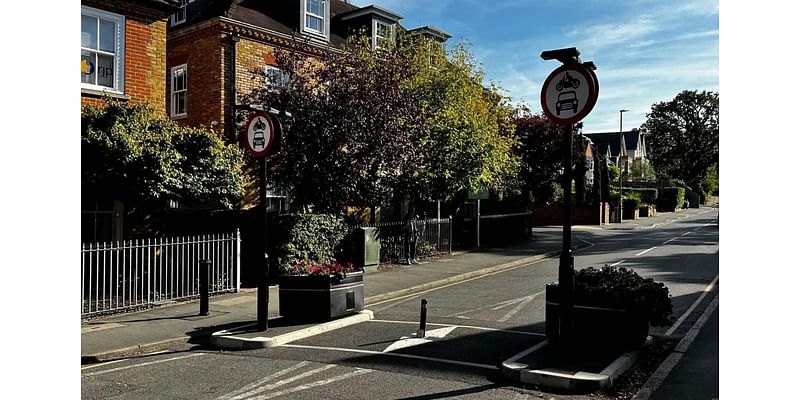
<box><xmin>81</xmin><ymin>209</ymin><xmax>719</xmax><ymax>399</ymax></box>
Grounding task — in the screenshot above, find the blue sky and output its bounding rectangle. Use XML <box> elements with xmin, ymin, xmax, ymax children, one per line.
<box><xmin>351</xmin><ymin>0</ymin><xmax>719</xmax><ymax>133</ymax></box>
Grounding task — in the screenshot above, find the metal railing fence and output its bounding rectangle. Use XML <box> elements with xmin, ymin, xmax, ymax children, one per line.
<box><xmin>81</xmin><ymin>231</ymin><xmax>240</xmax><ymax>318</ymax></box>
<box><xmin>356</xmin><ymin>217</ymin><xmax>452</xmax><ymax>263</ymax></box>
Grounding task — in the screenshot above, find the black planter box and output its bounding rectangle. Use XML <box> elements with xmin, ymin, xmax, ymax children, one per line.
<box><xmin>545</xmin><ymin>282</ymin><xmax>649</xmax><ymax>349</ymax></box>
<box><xmin>278</xmin><ymin>271</ymin><xmax>364</xmax><ymax>322</ymax></box>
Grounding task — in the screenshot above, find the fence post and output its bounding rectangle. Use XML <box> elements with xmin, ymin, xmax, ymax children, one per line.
<box><xmin>235</xmin><ymin>229</ymin><xmax>241</xmax><ymax>292</ymax></box>
<box><xmin>448</xmin><ymin>215</ymin><xmax>453</xmax><ymax>254</ymax></box>
<box><xmin>199</xmin><ymin>259</ymin><xmax>210</xmax><ymax>316</ymax></box>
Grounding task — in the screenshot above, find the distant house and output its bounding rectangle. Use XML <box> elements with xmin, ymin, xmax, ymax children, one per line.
<box><xmin>81</xmin><ymin>0</ymin><xmax>182</xmax><ymax>111</ymax></box>
<box><xmin>166</xmin><ymin>0</ymin><xmax>449</xmax><ymax>209</ymax></box>
<box><xmin>582</xmin><ymin>129</ymin><xmax>648</xmax><ymax>175</ymax></box>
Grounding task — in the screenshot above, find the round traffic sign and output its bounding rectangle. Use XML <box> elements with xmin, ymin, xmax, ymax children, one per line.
<box><xmin>540</xmin><ymin>63</ymin><xmax>598</xmax><ymax>125</ymax></box>
<box><xmin>243</xmin><ymin>112</ymin><xmax>276</xmax><ymax>158</ymax></box>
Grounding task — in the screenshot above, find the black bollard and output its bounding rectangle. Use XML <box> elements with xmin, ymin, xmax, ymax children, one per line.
<box><xmin>417</xmin><ymin>299</ymin><xmax>428</xmax><ymax>338</ymax></box>
<box><xmin>199</xmin><ymin>259</ymin><xmax>210</xmax><ymax>316</ymax></box>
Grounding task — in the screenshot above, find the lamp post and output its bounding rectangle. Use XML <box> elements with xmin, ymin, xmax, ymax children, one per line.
<box><xmin>618</xmin><ymin>109</ymin><xmax>629</xmax><ymax>222</ymax></box>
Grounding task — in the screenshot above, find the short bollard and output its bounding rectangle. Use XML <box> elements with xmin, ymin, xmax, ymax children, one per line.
<box><xmin>199</xmin><ymin>259</ymin><xmax>210</xmax><ymax>316</ymax></box>
<box><xmin>417</xmin><ymin>299</ymin><xmax>428</xmax><ymax>338</ymax></box>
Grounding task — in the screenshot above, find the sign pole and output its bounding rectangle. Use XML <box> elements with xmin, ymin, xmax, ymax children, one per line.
<box><xmin>559</xmin><ymin>123</ymin><xmax>575</xmax><ymax>342</ymax></box>
<box><xmin>257</xmin><ymin>156</ymin><xmax>269</xmax><ymax>331</ymax></box>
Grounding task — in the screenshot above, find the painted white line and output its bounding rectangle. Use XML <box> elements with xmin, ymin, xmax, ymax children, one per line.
<box><xmin>247</xmin><ymin>369</ymin><xmax>373</xmax><ymax>400</ymax></box>
<box><xmin>662</xmin><ymin>237</ymin><xmax>678</xmax><ymax>245</ymax></box>
<box><xmin>369</xmin><ymin>319</ymin><xmax>545</xmax><ymax>337</ymax></box>
<box><xmin>81</xmin><ymin>353</ymin><xmax>206</xmax><ymax>377</ymax></box>
<box><xmin>609</xmin><ymin>260</ymin><xmax>625</xmax><ymax>267</ymax></box>
<box><xmin>681</xmin><ymin>232</ymin><xmax>691</xmax><ymax>236</ymax></box>
<box><xmin>372</xmin><ymin>294</ymin><xmax>420</xmax><ymax>313</ymax></box>
<box><xmin>224</xmin><ymin>364</ymin><xmax>336</xmax><ymax>400</ymax></box>
<box><xmin>503</xmin><ymin>340</ymin><xmax>549</xmax><ymax>365</ymax></box>
<box><xmin>636</xmin><ymin>247</ymin><xmax>657</xmax><ymax>256</ymax></box>
<box><xmin>281</xmin><ymin>344</ymin><xmax>500</xmax><ymax>370</ymax></box>
<box><xmin>216</xmin><ymin>361</ymin><xmax>309</xmax><ymax>400</ymax></box>
<box><xmin>445</xmin><ymin>292</ymin><xmax>542</xmax><ymax>318</ymax></box>
<box><xmin>498</xmin><ymin>294</ymin><xmax>539</xmax><ymax>323</ymax></box>
<box><xmin>665</xmin><ymin>273</ymin><xmax>719</xmax><ymax>336</ymax></box>
<box><xmin>382</xmin><ymin>326</ymin><xmax>457</xmax><ymax>353</ymax></box>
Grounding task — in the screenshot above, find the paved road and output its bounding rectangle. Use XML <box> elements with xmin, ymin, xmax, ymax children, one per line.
<box><xmin>81</xmin><ymin>209</ymin><xmax>719</xmax><ymax>399</ymax></box>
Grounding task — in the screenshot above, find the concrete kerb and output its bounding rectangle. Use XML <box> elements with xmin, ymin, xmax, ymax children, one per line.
<box><xmin>82</xmin><ymin>336</ymin><xmax>195</xmax><ymax>364</ymax></box>
<box><xmin>210</xmin><ymin>310</ymin><xmax>374</xmax><ymax>350</ymax></box>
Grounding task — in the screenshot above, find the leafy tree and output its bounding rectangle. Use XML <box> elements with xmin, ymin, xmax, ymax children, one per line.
<box><xmin>629</xmin><ymin>159</ymin><xmax>656</xmax><ymax>181</ymax></box>
<box><xmin>705</xmin><ymin>163</ymin><xmax>719</xmax><ymax>195</ymax></box>
<box><xmin>241</xmin><ymin>35</ymin><xmax>421</xmax><ymax>213</ymax></box>
<box><xmin>401</xmin><ymin>38</ymin><xmax>519</xmax><ymax>202</ymax></box>
<box><xmin>640</xmin><ymin>90</ymin><xmax>719</xmax><ymax>192</ymax></box>
<box><xmin>511</xmin><ymin>108</ymin><xmax>567</xmax><ymax>204</ymax></box>
<box><xmin>81</xmin><ymin>99</ymin><xmax>245</xmax><ymax>209</ymax></box>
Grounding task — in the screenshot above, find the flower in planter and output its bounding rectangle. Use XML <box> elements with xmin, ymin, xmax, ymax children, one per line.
<box><xmin>574</xmin><ymin>266</ymin><xmax>673</xmax><ymax>327</ymax></box>
<box><xmin>290</xmin><ymin>259</ymin><xmax>361</xmax><ymax>281</ymax></box>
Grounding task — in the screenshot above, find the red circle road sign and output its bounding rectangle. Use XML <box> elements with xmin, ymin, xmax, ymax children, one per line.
<box><xmin>540</xmin><ymin>63</ymin><xmax>598</xmax><ymax>125</ymax></box>
<box><xmin>243</xmin><ymin>112</ymin><xmax>276</xmax><ymax>158</ymax></box>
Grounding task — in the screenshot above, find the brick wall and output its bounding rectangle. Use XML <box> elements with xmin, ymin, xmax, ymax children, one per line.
<box><xmin>81</xmin><ymin>1</ymin><xmax>170</xmax><ymax>111</ymax></box>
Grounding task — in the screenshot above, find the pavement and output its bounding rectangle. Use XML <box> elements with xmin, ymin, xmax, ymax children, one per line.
<box><xmin>81</xmin><ymin>206</ymin><xmax>717</xmax><ymax>396</ymax></box>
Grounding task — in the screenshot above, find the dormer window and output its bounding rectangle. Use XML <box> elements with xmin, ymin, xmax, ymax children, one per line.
<box><xmin>303</xmin><ymin>0</ymin><xmax>329</xmax><ymax>39</ymax></box>
<box><xmin>169</xmin><ymin>0</ymin><xmax>193</xmax><ymax>27</ymax></box>
<box><xmin>374</xmin><ymin>20</ymin><xmax>394</xmax><ymax>50</ymax></box>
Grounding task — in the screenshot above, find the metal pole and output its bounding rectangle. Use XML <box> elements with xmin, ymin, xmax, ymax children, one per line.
<box><xmin>257</xmin><ymin>157</ymin><xmax>269</xmax><ymax>331</ymax></box>
<box><xmin>618</xmin><ymin>109</ymin><xmax>628</xmax><ymax>223</ymax></box>
<box><xmin>417</xmin><ymin>299</ymin><xmax>428</xmax><ymax>337</ymax></box>
<box><xmin>199</xmin><ymin>259</ymin><xmax>210</xmax><ymax>316</ymax></box>
<box><xmin>476</xmin><ymin>199</ymin><xmax>481</xmax><ymax>247</ymax></box>
<box><xmin>558</xmin><ymin>123</ymin><xmax>575</xmax><ymax>343</ymax></box>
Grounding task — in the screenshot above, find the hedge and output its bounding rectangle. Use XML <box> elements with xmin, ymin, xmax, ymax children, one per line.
<box><xmin>630</xmin><ymin>188</ymin><xmax>658</xmax><ymax>205</ymax></box>
<box><xmin>657</xmin><ymin>187</ymin><xmax>685</xmax><ymax>212</ymax></box>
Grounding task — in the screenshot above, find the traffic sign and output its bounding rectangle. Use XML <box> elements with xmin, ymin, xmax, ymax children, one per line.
<box><xmin>540</xmin><ymin>63</ymin><xmax>598</xmax><ymax>125</ymax></box>
<box><xmin>243</xmin><ymin>112</ymin><xmax>276</xmax><ymax>158</ymax></box>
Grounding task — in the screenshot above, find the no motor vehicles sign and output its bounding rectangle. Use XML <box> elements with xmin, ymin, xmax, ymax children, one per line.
<box><xmin>244</xmin><ymin>112</ymin><xmax>276</xmax><ymax>158</ymax></box>
<box><xmin>540</xmin><ymin>63</ymin><xmax>598</xmax><ymax>125</ymax></box>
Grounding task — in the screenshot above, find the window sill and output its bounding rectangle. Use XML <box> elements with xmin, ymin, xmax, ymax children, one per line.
<box><xmin>171</xmin><ymin>114</ymin><xmax>188</xmax><ymax>120</ymax></box>
<box><xmin>81</xmin><ymin>88</ymin><xmax>131</xmax><ymax>101</ymax></box>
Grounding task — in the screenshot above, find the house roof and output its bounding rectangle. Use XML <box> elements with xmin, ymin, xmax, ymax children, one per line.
<box><xmin>180</xmin><ymin>0</ymin><xmax>374</xmax><ymax>47</ymax></box>
<box><xmin>406</xmin><ymin>25</ymin><xmax>452</xmax><ymax>41</ymax></box>
<box><xmin>337</xmin><ymin>4</ymin><xmax>403</xmax><ymax>22</ymax></box>
<box><xmin>582</xmin><ymin>130</ymin><xmax>641</xmax><ymax>158</ymax></box>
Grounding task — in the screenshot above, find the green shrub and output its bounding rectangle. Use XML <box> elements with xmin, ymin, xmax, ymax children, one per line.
<box><xmin>575</xmin><ymin>266</ymin><xmax>673</xmax><ymax>326</ymax></box>
<box><xmin>657</xmin><ymin>187</ymin><xmax>685</xmax><ymax>211</ymax></box>
<box><xmin>631</xmin><ymin>188</ymin><xmax>658</xmax><ymax>205</ymax></box>
<box><xmin>268</xmin><ymin>214</ymin><xmax>350</xmax><ymax>274</ymax></box>
<box><xmin>623</xmin><ymin>197</ymin><xmax>641</xmax><ymax>210</ymax></box>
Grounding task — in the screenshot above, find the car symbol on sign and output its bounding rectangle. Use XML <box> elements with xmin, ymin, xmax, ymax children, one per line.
<box><xmin>253</xmin><ymin>131</ymin><xmax>265</xmax><ymax>148</ymax></box>
<box><xmin>556</xmin><ymin>91</ymin><xmax>578</xmax><ymax>115</ymax></box>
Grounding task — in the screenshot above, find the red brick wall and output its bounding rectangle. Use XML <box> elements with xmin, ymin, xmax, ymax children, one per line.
<box><xmin>81</xmin><ymin>1</ymin><xmax>169</xmax><ymax>111</ymax></box>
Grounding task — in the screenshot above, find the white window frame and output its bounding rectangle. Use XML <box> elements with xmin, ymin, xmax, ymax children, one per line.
<box><xmin>265</xmin><ymin>65</ymin><xmax>289</xmax><ymax>91</ymax></box>
<box><xmin>302</xmin><ymin>0</ymin><xmax>329</xmax><ymax>40</ymax></box>
<box><xmin>373</xmin><ymin>19</ymin><xmax>394</xmax><ymax>50</ymax></box>
<box><xmin>170</xmin><ymin>64</ymin><xmax>188</xmax><ymax>118</ymax></box>
<box><xmin>81</xmin><ymin>6</ymin><xmax>125</xmax><ymax>93</ymax></box>
<box><xmin>169</xmin><ymin>0</ymin><xmax>194</xmax><ymax>27</ymax></box>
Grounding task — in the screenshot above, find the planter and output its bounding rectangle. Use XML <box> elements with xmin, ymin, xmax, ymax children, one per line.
<box><xmin>278</xmin><ymin>271</ymin><xmax>364</xmax><ymax>322</ymax></box>
<box><xmin>545</xmin><ymin>282</ymin><xmax>650</xmax><ymax>349</ymax></box>
<box><xmin>622</xmin><ymin>207</ymin><xmax>640</xmax><ymax>220</ymax></box>
<box><xmin>639</xmin><ymin>205</ymin><xmax>656</xmax><ymax>218</ymax></box>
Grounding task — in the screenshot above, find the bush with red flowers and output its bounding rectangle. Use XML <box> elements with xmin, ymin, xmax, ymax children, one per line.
<box><xmin>291</xmin><ymin>259</ymin><xmax>361</xmax><ymax>281</ymax></box>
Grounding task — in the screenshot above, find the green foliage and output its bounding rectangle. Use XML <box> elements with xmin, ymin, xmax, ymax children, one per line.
<box><xmin>575</xmin><ymin>266</ymin><xmax>673</xmax><ymax>327</ymax></box>
<box><xmin>658</xmin><ymin>187</ymin><xmax>686</xmax><ymax>211</ymax></box>
<box><xmin>629</xmin><ymin>159</ymin><xmax>656</xmax><ymax>181</ymax></box>
<box><xmin>640</xmin><ymin>90</ymin><xmax>719</xmax><ymax>192</ymax></box>
<box><xmin>608</xmin><ymin>164</ymin><xmax>621</xmax><ymax>181</ymax></box>
<box><xmin>242</xmin><ymin>34</ymin><xmax>421</xmax><ymax>213</ymax></box>
<box><xmin>268</xmin><ymin>214</ymin><xmax>350</xmax><ymax>274</ymax></box>
<box><xmin>705</xmin><ymin>164</ymin><xmax>719</xmax><ymax>195</ymax></box>
<box><xmin>81</xmin><ymin>98</ymin><xmax>245</xmax><ymax>208</ymax></box>
<box><xmin>631</xmin><ymin>188</ymin><xmax>658</xmax><ymax>205</ymax></box>
<box><xmin>402</xmin><ymin>39</ymin><xmax>520</xmax><ymax>200</ymax></box>
<box><xmin>623</xmin><ymin>192</ymin><xmax>641</xmax><ymax>210</ymax></box>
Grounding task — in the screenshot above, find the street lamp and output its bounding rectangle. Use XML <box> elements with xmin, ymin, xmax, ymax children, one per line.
<box><xmin>618</xmin><ymin>109</ymin><xmax>629</xmax><ymax>222</ymax></box>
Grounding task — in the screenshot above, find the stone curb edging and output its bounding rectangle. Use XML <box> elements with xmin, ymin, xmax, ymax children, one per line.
<box><xmin>209</xmin><ymin>311</ymin><xmax>374</xmax><ymax>350</ymax></box>
<box><xmin>500</xmin><ymin>339</ymin><xmax>646</xmax><ymax>392</ymax></box>
<box><xmin>364</xmin><ymin>243</ymin><xmax>590</xmax><ymax>306</ymax></box>
<box><xmin>81</xmin><ymin>336</ymin><xmax>195</xmax><ymax>364</ymax></box>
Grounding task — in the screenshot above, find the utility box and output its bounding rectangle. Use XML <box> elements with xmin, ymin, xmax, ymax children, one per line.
<box><xmin>356</xmin><ymin>227</ymin><xmax>381</xmax><ymax>267</ymax></box>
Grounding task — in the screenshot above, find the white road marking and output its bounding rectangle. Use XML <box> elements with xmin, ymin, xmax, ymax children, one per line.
<box><xmin>369</xmin><ymin>319</ymin><xmax>545</xmax><ymax>337</ymax></box>
<box><xmin>498</xmin><ymin>294</ymin><xmax>539</xmax><ymax>323</ymax></box>
<box><xmin>609</xmin><ymin>260</ymin><xmax>625</xmax><ymax>267</ymax></box>
<box><xmin>382</xmin><ymin>326</ymin><xmax>458</xmax><ymax>353</ymax></box>
<box><xmin>81</xmin><ymin>353</ymin><xmax>206</xmax><ymax>377</ymax></box>
<box><xmin>444</xmin><ymin>291</ymin><xmax>544</xmax><ymax>318</ymax></box>
<box><xmin>665</xmin><ymin>273</ymin><xmax>719</xmax><ymax>336</ymax></box>
<box><xmin>216</xmin><ymin>361</ymin><xmax>309</xmax><ymax>400</ymax></box>
<box><xmin>504</xmin><ymin>340</ymin><xmax>549</xmax><ymax>364</ymax></box>
<box><xmin>681</xmin><ymin>232</ymin><xmax>691</xmax><ymax>236</ymax></box>
<box><xmin>222</xmin><ymin>364</ymin><xmax>336</xmax><ymax>400</ymax></box>
<box><xmin>281</xmin><ymin>344</ymin><xmax>499</xmax><ymax>370</ymax></box>
<box><xmin>246</xmin><ymin>369</ymin><xmax>373</xmax><ymax>400</ymax></box>
<box><xmin>662</xmin><ymin>237</ymin><xmax>678</xmax><ymax>244</ymax></box>
<box><xmin>636</xmin><ymin>247</ymin><xmax>657</xmax><ymax>256</ymax></box>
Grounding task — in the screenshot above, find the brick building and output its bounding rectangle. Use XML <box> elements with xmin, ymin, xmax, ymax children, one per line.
<box><xmin>166</xmin><ymin>0</ymin><xmax>450</xmax><ymax>209</ymax></box>
<box><xmin>81</xmin><ymin>0</ymin><xmax>182</xmax><ymax>110</ymax></box>
<box><xmin>81</xmin><ymin>0</ymin><xmax>181</xmax><ymax>242</ymax></box>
